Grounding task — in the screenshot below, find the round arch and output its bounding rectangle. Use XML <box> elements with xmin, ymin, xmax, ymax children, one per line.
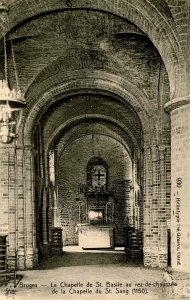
<box><xmin>45</xmin><ymin>115</ymin><xmax>137</xmax><ymax>157</ymax></box>
<box><xmin>23</xmin><ymin>75</ymin><xmax>152</xmax><ymax>146</ymax></box>
<box><xmin>45</xmin><ymin>120</ymin><xmax>138</xmax><ymax>195</ymax></box>
<box><xmin>2</xmin><ymin>0</ymin><xmax>186</xmax><ymax>98</ymax></box>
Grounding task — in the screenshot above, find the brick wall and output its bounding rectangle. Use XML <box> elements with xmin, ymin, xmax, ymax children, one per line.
<box><xmin>57</xmin><ymin>134</ymin><xmax>133</xmax><ymax>246</ymax></box>
<box><xmin>0</xmin><ymin>9</ymin><xmax>170</xmax><ymax>107</ymax></box>
<box><xmin>0</xmin><ymin>147</ymin><xmax>11</xmax><ymax>236</ymax></box>
<box><xmin>0</xmin><ymin>145</ymin><xmax>38</xmax><ymax>270</ymax></box>
<box><xmin>0</xmin><ymin>0</ymin><xmax>181</xmax><ymax>271</ymax></box>
<box><xmin>170</xmin><ymin>104</ymin><xmax>190</xmax><ymax>272</ymax></box>
<box><xmin>166</xmin><ymin>0</ymin><xmax>188</xmax><ymax>54</ymax></box>
<box><xmin>0</xmin><ymin>0</ymin><xmax>185</xmax><ymax>97</ymax></box>
<box><xmin>42</xmin><ymin>94</ymin><xmax>142</xmax><ymax>149</ymax></box>
<box><xmin>143</xmin><ymin>145</ymin><xmax>171</xmax><ymax>268</ymax></box>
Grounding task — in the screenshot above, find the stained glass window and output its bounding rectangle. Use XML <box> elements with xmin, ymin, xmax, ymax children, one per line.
<box><xmin>91</xmin><ymin>165</ymin><xmax>106</xmax><ymax>188</ymax></box>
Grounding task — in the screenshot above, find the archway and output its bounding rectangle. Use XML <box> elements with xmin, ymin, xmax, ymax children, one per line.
<box><xmin>32</xmin><ymin>93</ymin><xmax>144</xmax><ymax>262</ymax></box>
<box><xmin>0</xmin><ymin>2</ymin><xmax>175</xmax><ymax>270</ymax></box>
<box><xmin>1</xmin><ymin>0</ymin><xmax>185</xmax><ymax>98</ymax></box>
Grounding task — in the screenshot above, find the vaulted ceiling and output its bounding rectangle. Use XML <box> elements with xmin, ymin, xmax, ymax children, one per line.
<box><xmin>1</xmin><ymin>0</ymin><xmax>184</xmax><ymax>153</ymax></box>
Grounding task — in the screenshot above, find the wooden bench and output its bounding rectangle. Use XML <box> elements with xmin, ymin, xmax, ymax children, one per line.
<box><xmin>0</xmin><ymin>236</ymin><xmax>17</xmax><ymax>287</ymax></box>
<box><xmin>124</xmin><ymin>227</ymin><xmax>143</xmax><ymax>259</ymax></box>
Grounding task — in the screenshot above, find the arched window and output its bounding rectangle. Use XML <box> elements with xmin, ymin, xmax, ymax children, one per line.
<box><xmin>91</xmin><ymin>164</ymin><xmax>107</xmax><ymax>188</ymax></box>
<box><xmin>87</xmin><ymin>157</ymin><xmax>108</xmax><ymax>191</ymax></box>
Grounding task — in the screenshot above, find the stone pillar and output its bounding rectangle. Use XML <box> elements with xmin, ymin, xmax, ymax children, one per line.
<box><xmin>158</xmin><ymin>145</ymin><xmax>167</xmax><ymax>268</ymax></box>
<box><xmin>23</xmin><ymin>146</ymin><xmax>38</xmax><ymax>268</ymax></box>
<box><xmin>4</xmin><ymin>147</ymin><xmax>17</xmax><ymax>270</ymax></box>
<box><xmin>48</xmin><ymin>184</ymin><xmax>59</xmax><ymax>228</ymax></box>
<box><xmin>16</xmin><ymin>148</ymin><xmax>25</xmax><ymax>269</ymax></box>
<box><xmin>143</xmin><ymin>146</ymin><xmax>152</xmax><ymax>266</ymax></box>
<box><xmin>144</xmin><ymin>145</ymin><xmax>160</xmax><ymax>267</ymax></box>
<box><xmin>126</xmin><ymin>179</ymin><xmax>134</xmax><ymax>227</ymax></box>
<box><xmin>143</xmin><ymin>145</ymin><xmax>169</xmax><ymax>268</ymax></box>
<box><xmin>165</xmin><ymin>98</ymin><xmax>190</xmax><ymax>272</ymax></box>
<box><xmin>150</xmin><ymin>145</ymin><xmax>159</xmax><ymax>259</ymax></box>
<box><xmin>0</xmin><ymin>146</ymin><xmax>10</xmax><ymax>236</ymax></box>
<box><xmin>0</xmin><ymin>145</ymin><xmax>24</xmax><ymax>269</ymax></box>
<box><xmin>42</xmin><ymin>187</ymin><xmax>48</xmax><ymax>245</ymax></box>
<box><xmin>0</xmin><ymin>144</ymin><xmax>38</xmax><ymax>269</ymax></box>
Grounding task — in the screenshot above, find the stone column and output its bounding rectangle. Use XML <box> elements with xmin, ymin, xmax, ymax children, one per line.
<box><xmin>143</xmin><ymin>146</ymin><xmax>152</xmax><ymax>266</ymax></box>
<box><xmin>0</xmin><ymin>144</ymin><xmax>39</xmax><ymax>270</ymax></box>
<box><xmin>0</xmin><ymin>144</ymin><xmax>17</xmax><ymax>268</ymax></box>
<box><xmin>23</xmin><ymin>146</ymin><xmax>38</xmax><ymax>268</ymax></box>
<box><xmin>16</xmin><ymin>148</ymin><xmax>25</xmax><ymax>269</ymax></box>
<box><xmin>158</xmin><ymin>145</ymin><xmax>167</xmax><ymax>268</ymax></box>
<box><xmin>143</xmin><ymin>145</ymin><xmax>169</xmax><ymax>268</ymax></box>
<box><xmin>165</xmin><ymin>98</ymin><xmax>190</xmax><ymax>272</ymax></box>
<box><xmin>143</xmin><ymin>145</ymin><xmax>160</xmax><ymax>267</ymax></box>
<box><xmin>125</xmin><ymin>179</ymin><xmax>134</xmax><ymax>227</ymax></box>
<box><xmin>42</xmin><ymin>187</ymin><xmax>48</xmax><ymax>245</ymax></box>
<box><xmin>0</xmin><ymin>146</ymin><xmax>10</xmax><ymax>237</ymax></box>
<box><xmin>3</xmin><ymin>146</ymin><xmax>17</xmax><ymax>270</ymax></box>
<box><xmin>149</xmin><ymin>145</ymin><xmax>160</xmax><ymax>267</ymax></box>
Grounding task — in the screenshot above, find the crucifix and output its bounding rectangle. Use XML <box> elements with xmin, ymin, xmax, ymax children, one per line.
<box><xmin>93</xmin><ymin>170</ymin><xmax>106</xmax><ymax>186</ymax></box>
<box><xmin>94</xmin><ymin>169</ymin><xmax>105</xmax><ymax>185</ymax></box>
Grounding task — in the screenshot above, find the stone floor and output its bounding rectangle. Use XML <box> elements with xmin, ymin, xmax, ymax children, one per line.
<box><xmin>0</xmin><ymin>252</ymin><xmax>166</xmax><ymax>300</ymax></box>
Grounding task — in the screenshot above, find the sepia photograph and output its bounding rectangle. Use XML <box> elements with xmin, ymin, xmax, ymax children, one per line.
<box><xmin>0</xmin><ymin>0</ymin><xmax>190</xmax><ymax>299</ymax></box>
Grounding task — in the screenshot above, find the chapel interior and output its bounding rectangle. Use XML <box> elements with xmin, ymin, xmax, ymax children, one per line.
<box><xmin>0</xmin><ymin>1</ymin><xmax>190</xmax><ymax>297</ymax></box>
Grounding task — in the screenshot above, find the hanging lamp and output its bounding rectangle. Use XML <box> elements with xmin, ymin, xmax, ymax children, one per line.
<box><xmin>0</xmin><ymin>34</ymin><xmax>26</xmax><ymax>143</ymax></box>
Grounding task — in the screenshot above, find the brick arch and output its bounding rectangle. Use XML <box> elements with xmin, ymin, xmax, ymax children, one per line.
<box><xmin>25</xmin><ymin>68</ymin><xmax>151</xmax><ymax>116</ymax></box>
<box><xmin>25</xmin><ymin>48</ymin><xmax>138</xmax><ymax>102</ymax></box>
<box><xmin>3</xmin><ymin>0</ymin><xmax>186</xmax><ymax>98</ymax></box>
<box><xmin>56</xmin><ymin>132</ymin><xmax>133</xmax><ymax>168</ymax></box>
<box><xmin>45</xmin><ymin>115</ymin><xmax>137</xmax><ymax>158</ymax></box>
<box><xmin>45</xmin><ymin>121</ymin><xmax>136</xmax><ymax>200</ymax></box>
<box><xmin>24</xmin><ymin>54</ymin><xmax>155</xmax><ymax>128</ymax></box>
<box><xmin>23</xmin><ymin>76</ymin><xmax>152</xmax><ymax>146</ymax></box>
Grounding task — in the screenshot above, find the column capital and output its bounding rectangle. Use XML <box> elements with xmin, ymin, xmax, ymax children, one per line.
<box><xmin>165</xmin><ymin>95</ymin><xmax>190</xmax><ymax>114</ymax></box>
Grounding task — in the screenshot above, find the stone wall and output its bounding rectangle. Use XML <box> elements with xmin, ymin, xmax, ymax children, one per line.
<box><xmin>170</xmin><ymin>103</ymin><xmax>190</xmax><ymax>272</ymax></box>
<box><xmin>1</xmin><ymin>0</ymin><xmax>186</xmax><ymax>272</ymax></box>
<box><xmin>143</xmin><ymin>145</ymin><xmax>171</xmax><ymax>268</ymax></box>
<box><xmin>0</xmin><ymin>145</ymin><xmax>37</xmax><ymax>270</ymax></box>
<box><xmin>57</xmin><ymin>135</ymin><xmax>133</xmax><ymax>246</ymax></box>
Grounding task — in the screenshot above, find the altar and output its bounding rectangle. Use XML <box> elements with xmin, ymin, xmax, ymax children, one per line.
<box><xmin>77</xmin><ymin>223</ymin><xmax>115</xmax><ymax>249</ymax></box>
<box><xmin>76</xmin><ymin>160</ymin><xmax>115</xmax><ymax>249</ymax></box>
